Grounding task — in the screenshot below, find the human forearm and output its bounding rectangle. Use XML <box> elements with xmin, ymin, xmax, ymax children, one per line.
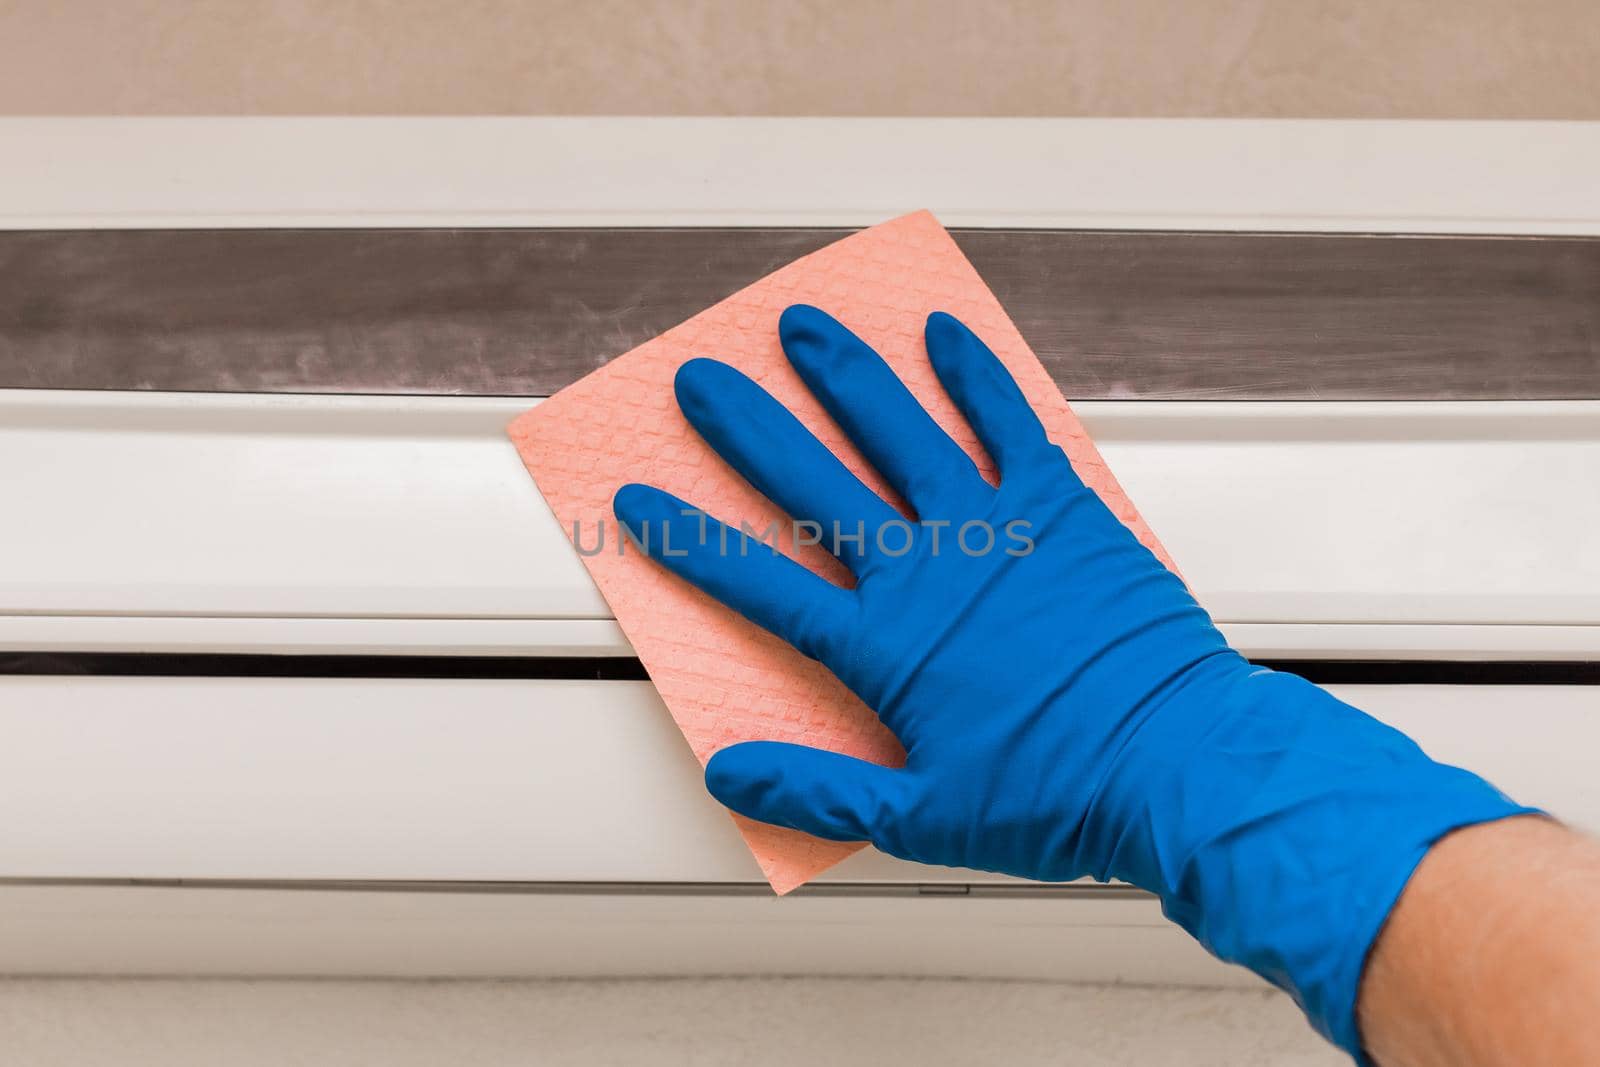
<box><xmin>1360</xmin><ymin>816</ymin><xmax>1600</xmax><ymax>1067</ymax></box>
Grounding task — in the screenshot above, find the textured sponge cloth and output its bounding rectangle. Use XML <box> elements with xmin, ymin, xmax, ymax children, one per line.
<box><xmin>507</xmin><ymin>211</ymin><xmax>1175</xmax><ymax>893</ymax></box>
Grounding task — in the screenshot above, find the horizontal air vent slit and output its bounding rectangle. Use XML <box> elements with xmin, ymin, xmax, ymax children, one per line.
<box><xmin>1</xmin><ymin>653</ymin><xmax>1595</xmax><ymax>685</ymax></box>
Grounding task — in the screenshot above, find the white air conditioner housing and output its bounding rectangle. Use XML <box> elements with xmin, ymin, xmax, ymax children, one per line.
<box><xmin>0</xmin><ymin>117</ymin><xmax>1596</xmax><ymax>983</ymax></box>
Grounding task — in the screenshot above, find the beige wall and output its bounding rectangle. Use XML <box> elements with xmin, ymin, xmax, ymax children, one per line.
<box><xmin>2</xmin><ymin>0</ymin><xmax>1598</xmax><ymax>117</ymax></box>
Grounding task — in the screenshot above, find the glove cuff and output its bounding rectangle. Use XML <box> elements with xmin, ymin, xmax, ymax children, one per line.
<box><xmin>1092</xmin><ymin>669</ymin><xmax>1537</xmax><ymax>1063</ymax></box>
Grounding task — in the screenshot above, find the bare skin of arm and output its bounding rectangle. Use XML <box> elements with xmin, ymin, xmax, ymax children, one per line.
<box><xmin>1359</xmin><ymin>816</ymin><xmax>1600</xmax><ymax>1066</ymax></box>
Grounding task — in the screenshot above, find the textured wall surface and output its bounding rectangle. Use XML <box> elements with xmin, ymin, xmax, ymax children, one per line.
<box><xmin>2</xmin><ymin>0</ymin><xmax>1598</xmax><ymax>117</ymax></box>
<box><xmin>0</xmin><ymin>977</ymin><xmax>1346</xmax><ymax>1066</ymax></box>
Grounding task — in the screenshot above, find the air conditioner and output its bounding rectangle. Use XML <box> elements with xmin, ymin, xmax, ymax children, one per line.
<box><xmin>0</xmin><ymin>117</ymin><xmax>1595</xmax><ymax>983</ymax></box>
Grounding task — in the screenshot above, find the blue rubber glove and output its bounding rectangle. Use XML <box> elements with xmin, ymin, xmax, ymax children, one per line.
<box><xmin>612</xmin><ymin>304</ymin><xmax>1533</xmax><ymax>1063</ymax></box>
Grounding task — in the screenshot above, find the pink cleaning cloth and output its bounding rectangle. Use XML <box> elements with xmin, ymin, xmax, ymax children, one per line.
<box><xmin>508</xmin><ymin>211</ymin><xmax>1177</xmax><ymax>894</ymax></box>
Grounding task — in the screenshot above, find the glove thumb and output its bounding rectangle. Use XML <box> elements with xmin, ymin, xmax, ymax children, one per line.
<box><xmin>705</xmin><ymin>741</ymin><xmax>909</xmax><ymax>844</ymax></box>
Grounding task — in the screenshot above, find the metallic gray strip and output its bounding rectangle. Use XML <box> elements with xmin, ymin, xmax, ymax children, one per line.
<box><xmin>3</xmin><ymin>228</ymin><xmax>1597</xmax><ymax>399</ymax></box>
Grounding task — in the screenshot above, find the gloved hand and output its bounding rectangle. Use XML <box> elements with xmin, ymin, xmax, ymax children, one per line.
<box><xmin>612</xmin><ymin>304</ymin><xmax>1533</xmax><ymax>1063</ymax></box>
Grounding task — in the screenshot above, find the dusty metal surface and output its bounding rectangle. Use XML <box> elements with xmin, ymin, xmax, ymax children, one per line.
<box><xmin>3</xmin><ymin>228</ymin><xmax>1598</xmax><ymax>398</ymax></box>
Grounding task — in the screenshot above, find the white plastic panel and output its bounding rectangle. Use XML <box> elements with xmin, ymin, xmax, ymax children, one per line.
<box><xmin>1</xmin><ymin>391</ymin><xmax>1597</xmax><ymax>658</ymax></box>
<box><xmin>4</xmin><ymin>118</ymin><xmax>1600</xmax><ymax>234</ymax></box>
<box><xmin>0</xmin><ymin>678</ymin><xmax>1591</xmax><ymax>884</ymax></box>
<box><xmin>0</xmin><ymin>393</ymin><xmax>606</xmax><ymax>620</ymax></box>
<box><xmin>0</xmin><ymin>885</ymin><xmax>1245</xmax><ymax>983</ymax></box>
<box><xmin>1093</xmin><ymin>404</ymin><xmax>1600</xmax><ymax>627</ymax></box>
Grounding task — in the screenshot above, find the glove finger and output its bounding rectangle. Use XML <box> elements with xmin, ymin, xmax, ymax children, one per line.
<box><xmin>612</xmin><ymin>483</ymin><xmax>855</xmax><ymax>663</ymax></box>
<box><xmin>923</xmin><ymin>311</ymin><xmax>1056</xmax><ymax>480</ymax></box>
<box><xmin>779</xmin><ymin>303</ymin><xmax>989</xmax><ymax>518</ymax></box>
<box><xmin>705</xmin><ymin>740</ymin><xmax>909</xmax><ymax>843</ymax></box>
<box><xmin>675</xmin><ymin>358</ymin><xmax>901</xmax><ymax>575</ymax></box>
